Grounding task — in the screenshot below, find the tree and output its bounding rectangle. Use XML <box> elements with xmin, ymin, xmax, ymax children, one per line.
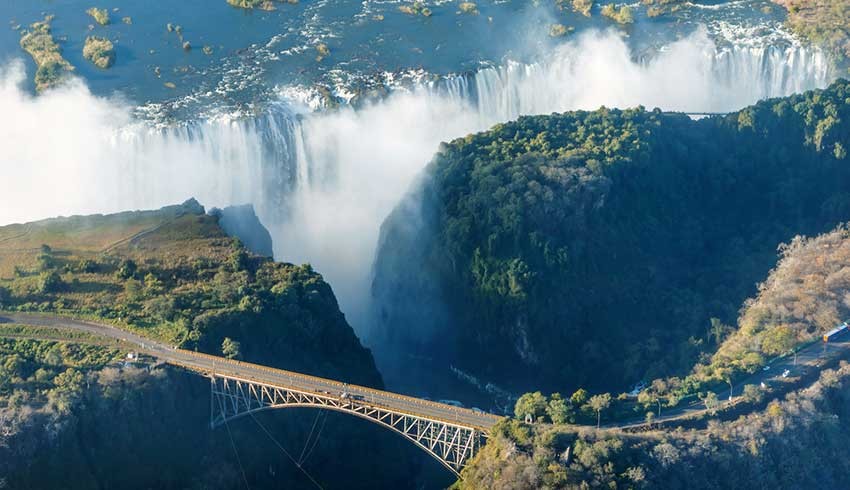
<box><xmin>714</xmin><ymin>367</ymin><xmax>734</xmax><ymax>401</ymax></box>
<box><xmin>0</xmin><ymin>286</ymin><xmax>9</xmax><ymax>307</ymax></box>
<box><xmin>645</xmin><ymin>411</ymin><xmax>655</xmax><ymax>427</ymax></box>
<box><xmin>570</xmin><ymin>388</ymin><xmax>589</xmax><ymax>407</ymax></box>
<box><xmin>229</xmin><ymin>248</ymin><xmax>249</xmax><ymax>272</ymax></box>
<box><xmin>702</xmin><ymin>392</ymin><xmax>719</xmax><ymax>414</ymax></box>
<box><xmin>222</xmin><ymin>337</ymin><xmax>241</xmax><ymax>360</ymax></box>
<box><xmin>742</xmin><ymin>384</ymin><xmax>763</xmax><ymax>404</ymax></box>
<box><xmin>761</xmin><ymin>325</ymin><xmax>796</xmax><ymax>361</ymax></box>
<box><xmin>38</xmin><ymin>271</ymin><xmax>63</xmax><ymax>294</ymax></box>
<box><xmin>766</xmin><ymin>400</ymin><xmax>783</xmax><ymax>418</ymax></box>
<box><xmin>124</xmin><ymin>279</ymin><xmax>143</xmax><ymax>302</ymax></box>
<box><xmin>546</xmin><ymin>393</ymin><xmax>573</xmax><ymax>424</ymax></box>
<box><xmin>143</xmin><ymin>296</ymin><xmax>176</xmax><ymax>323</ymax></box>
<box><xmin>638</xmin><ymin>378</ymin><xmax>668</xmax><ymax>416</ymax></box>
<box><xmin>49</xmin><ymin>368</ymin><xmax>85</xmax><ymax>413</ymax></box>
<box><xmin>117</xmin><ymin>259</ymin><xmax>137</xmax><ymax>280</ymax></box>
<box><xmin>37</xmin><ymin>253</ymin><xmax>55</xmax><ymax>271</ymax></box>
<box><xmin>587</xmin><ymin>393</ymin><xmax>612</xmax><ymax>428</ymax></box>
<box><xmin>709</xmin><ymin>318</ymin><xmax>731</xmax><ymax>345</ymax></box>
<box><xmin>53</xmin><ymin>368</ymin><xmax>84</xmax><ymax>395</ymax></box>
<box><xmin>143</xmin><ymin>273</ymin><xmax>164</xmax><ymax>295</ymax></box>
<box><xmin>77</xmin><ymin>258</ymin><xmax>98</xmax><ymax>273</ymax></box>
<box><xmin>665</xmin><ymin>391</ymin><xmax>681</xmax><ymax>410</ymax></box>
<box><xmin>514</xmin><ymin>391</ymin><xmax>547</xmax><ymax>422</ymax></box>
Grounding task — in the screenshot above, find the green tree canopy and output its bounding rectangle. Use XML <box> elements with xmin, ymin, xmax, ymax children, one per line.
<box><xmin>514</xmin><ymin>391</ymin><xmax>547</xmax><ymax>421</ymax></box>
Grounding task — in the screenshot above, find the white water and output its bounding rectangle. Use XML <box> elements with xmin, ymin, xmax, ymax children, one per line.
<box><xmin>0</xmin><ymin>29</ymin><xmax>834</xmax><ymax>333</ymax></box>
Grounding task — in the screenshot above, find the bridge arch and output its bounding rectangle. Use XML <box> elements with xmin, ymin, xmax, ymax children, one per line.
<box><xmin>209</xmin><ymin>374</ymin><xmax>488</xmax><ymax>475</ymax></box>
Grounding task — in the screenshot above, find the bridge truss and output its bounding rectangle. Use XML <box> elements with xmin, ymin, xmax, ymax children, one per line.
<box><xmin>209</xmin><ymin>373</ymin><xmax>487</xmax><ymax>475</ymax></box>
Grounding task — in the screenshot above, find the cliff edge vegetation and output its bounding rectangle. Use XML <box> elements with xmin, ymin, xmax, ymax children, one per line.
<box><xmin>0</xmin><ymin>200</ymin><xmax>425</xmax><ymax>489</ymax></box>
<box><xmin>773</xmin><ymin>0</ymin><xmax>850</xmax><ymax>67</ymax></box>
<box><xmin>372</xmin><ymin>79</ymin><xmax>850</xmax><ymax>397</ymax></box>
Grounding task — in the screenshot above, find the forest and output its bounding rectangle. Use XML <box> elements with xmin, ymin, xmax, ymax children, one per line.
<box><xmin>372</xmin><ymin>79</ymin><xmax>850</xmax><ymax>396</ymax></box>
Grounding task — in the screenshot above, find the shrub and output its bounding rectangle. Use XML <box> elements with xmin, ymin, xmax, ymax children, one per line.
<box><xmin>116</xmin><ymin>259</ymin><xmax>137</xmax><ymax>280</ymax></box>
<box><xmin>222</xmin><ymin>337</ymin><xmax>241</xmax><ymax>359</ymax></box>
<box><xmin>86</xmin><ymin>7</ymin><xmax>110</xmax><ymax>25</ymax></box>
<box><xmin>601</xmin><ymin>4</ymin><xmax>634</xmax><ymax>24</ymax></box>
<box><xmin>458</xmin><ymin>2</ymin><xmax>478</xmax><ymax>14</ymax></box>
<box><xmin>83</xmin><ymin>36</ymin><xmax>115</xmax><ymax>69</ymax></box>
<box><xmin>38</xmin><ymin>271</ymin><xmax>64</xmax><ymax>294</ymax></box>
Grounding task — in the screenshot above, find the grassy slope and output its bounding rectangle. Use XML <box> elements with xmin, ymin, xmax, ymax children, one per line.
<box><xmin>0</xmin><ymin>199</ymin><xmax>380</xmax><ymax>381</ymax></box>
<box><xmin>0</xmin><ymin>201</ymin><xmax>428</xmax><ymax>489</ymax></box>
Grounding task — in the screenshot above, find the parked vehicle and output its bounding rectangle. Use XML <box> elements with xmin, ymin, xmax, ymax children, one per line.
<box><xmin>782</xmin><ymin>369</ymin><xmax>791</xmax><ymax>378</ymax></box>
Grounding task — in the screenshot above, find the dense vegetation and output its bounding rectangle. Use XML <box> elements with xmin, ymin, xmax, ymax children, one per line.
<box><xmin>504</xmin><ymin>219</ymin><xmax>850</xmax><ymax>429</ymax></box>
<box><xmin>86</xmin><ymin>7</ymin><xmax>110</xmax><ymax>26</ymax></box>
<box><xmin>372</xmin><ymin>79</ymin><xmax>850</xmax><ymax>398</ymax></box>
<box><xmin>706</xmin><ymin>224</ymin><xmax>850</xmax><ymax>381</ymax></box>
<box><xmin>0</xmin><ymin>200</ymin><xmax>375</xmax><ymax>376</ymax></box>
<box><xmin>18</xmin><ymin>16</ymin><xmax>74</xmax><ymax>92</ymax></box>
<box><xmin>226</xmin><ymin>0</ymin><xmax>298</xmax><ymax>11</ymax></box>
<box><xmin>640</xmin><ymin>0</ymin><xmax>685</xmax><ymax>17</ymax></box>
<box><xmin>773</xmin><ymin>0</ymin><xmax>850</xmax><ymax>66</ymax></box>
<box><xmin>600</xmin><ymin>4</ymin><xmax>634</xmax><ymax>24</ymax></box>
<box><xmin>0</xmin><ymin>201</ymin><xmax>431</xmax><ymax>489</ymax></box>
<box><xmin>456</xmin><ymin>361</ymin><xmax>850</xmax><ymax>489</ymax></box>
<box><xmin>0</xmin><ymin>350</ymin><xmax>424</xmax><ymax>489</ymax></box>
<box><xmin>82</xmin><ymin>36</ymin><xmax>115</xmax><ymax>69</ymax></box>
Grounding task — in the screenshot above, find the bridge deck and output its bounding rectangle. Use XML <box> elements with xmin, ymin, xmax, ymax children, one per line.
<box><xmin>0</xmin><ymin>312</ymin><xmax>502</xmax><ymax>431</ymax></box>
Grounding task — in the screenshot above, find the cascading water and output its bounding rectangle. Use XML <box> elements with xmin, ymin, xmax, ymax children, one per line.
<box><xmin>0</xmin><ymin>28</ymin><xmax>836</xmax><ymax>334</ymax></box>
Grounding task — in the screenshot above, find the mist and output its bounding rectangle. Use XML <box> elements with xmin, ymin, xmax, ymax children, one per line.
<box><xmin>0</xmin><ymin>60</ymin><xmax>268</xmax><ymax>225</ymax></box>
<box><xmin>0</xmin><ymin>28</ymin><xmax>833</xmax><ymax>337</ymax></box>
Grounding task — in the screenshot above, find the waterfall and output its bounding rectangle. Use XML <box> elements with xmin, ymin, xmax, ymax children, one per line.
<box><xmin>0</xmin><ymin>28</ymin><xmax>836</xmax><ymax>331</ymax></box>
<box><xmin>444</xmin><ymin>31</ymin><xmax>833</xmax><ymax>121</ymax></box>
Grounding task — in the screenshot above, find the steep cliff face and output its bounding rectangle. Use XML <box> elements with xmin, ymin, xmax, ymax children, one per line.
<box><xmin>213</xmin><ymin>204</ymin><xmax>275</xmax><ymax>257</ymax></box>
<box><xmin>371</xmin><ymin>80</ymin><xmax>850</xmax><ymax>397</ymax></box>
<box><xmin>0</xmin><ymin>201</ymin><xmax>431</xmax><ymax>489</ymax></box>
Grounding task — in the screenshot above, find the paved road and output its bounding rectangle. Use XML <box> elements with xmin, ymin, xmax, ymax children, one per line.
<box><xmin>8</xmin><ymin>311</ymin><xmax>845</xmax><ymax>432</ymax></box>
<box><xmin>614</xmin><ymin>330</ymin><xmax>850</xmax><ymax>428</ymax></box>
<box><xmin>0</xmin><ymin>312</ymin><xmax>502</xmax><ymax>431</ymax></box>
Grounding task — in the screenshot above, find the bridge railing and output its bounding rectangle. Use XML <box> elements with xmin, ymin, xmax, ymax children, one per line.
<box><xmin>171</xmin><ymin>348</ymin><xmax>502</xmax><ymax>428</ymax></box>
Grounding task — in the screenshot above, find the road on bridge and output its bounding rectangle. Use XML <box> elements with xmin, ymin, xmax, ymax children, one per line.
<box><xmin>0</xmin><ymin>312</ymin><xmax>502</xmax><ymax>431</ymax></box>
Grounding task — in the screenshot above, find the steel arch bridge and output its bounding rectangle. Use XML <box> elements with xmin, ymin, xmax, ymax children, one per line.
<box><xmin>209</xmin><ymin>374</ymin><xmax>490</xmax><ymax>475</ymax></box>
<box><xmin>0</xmin><ymin>313</ymin><xmax>503</xmax><ymax>477</ymax></box>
